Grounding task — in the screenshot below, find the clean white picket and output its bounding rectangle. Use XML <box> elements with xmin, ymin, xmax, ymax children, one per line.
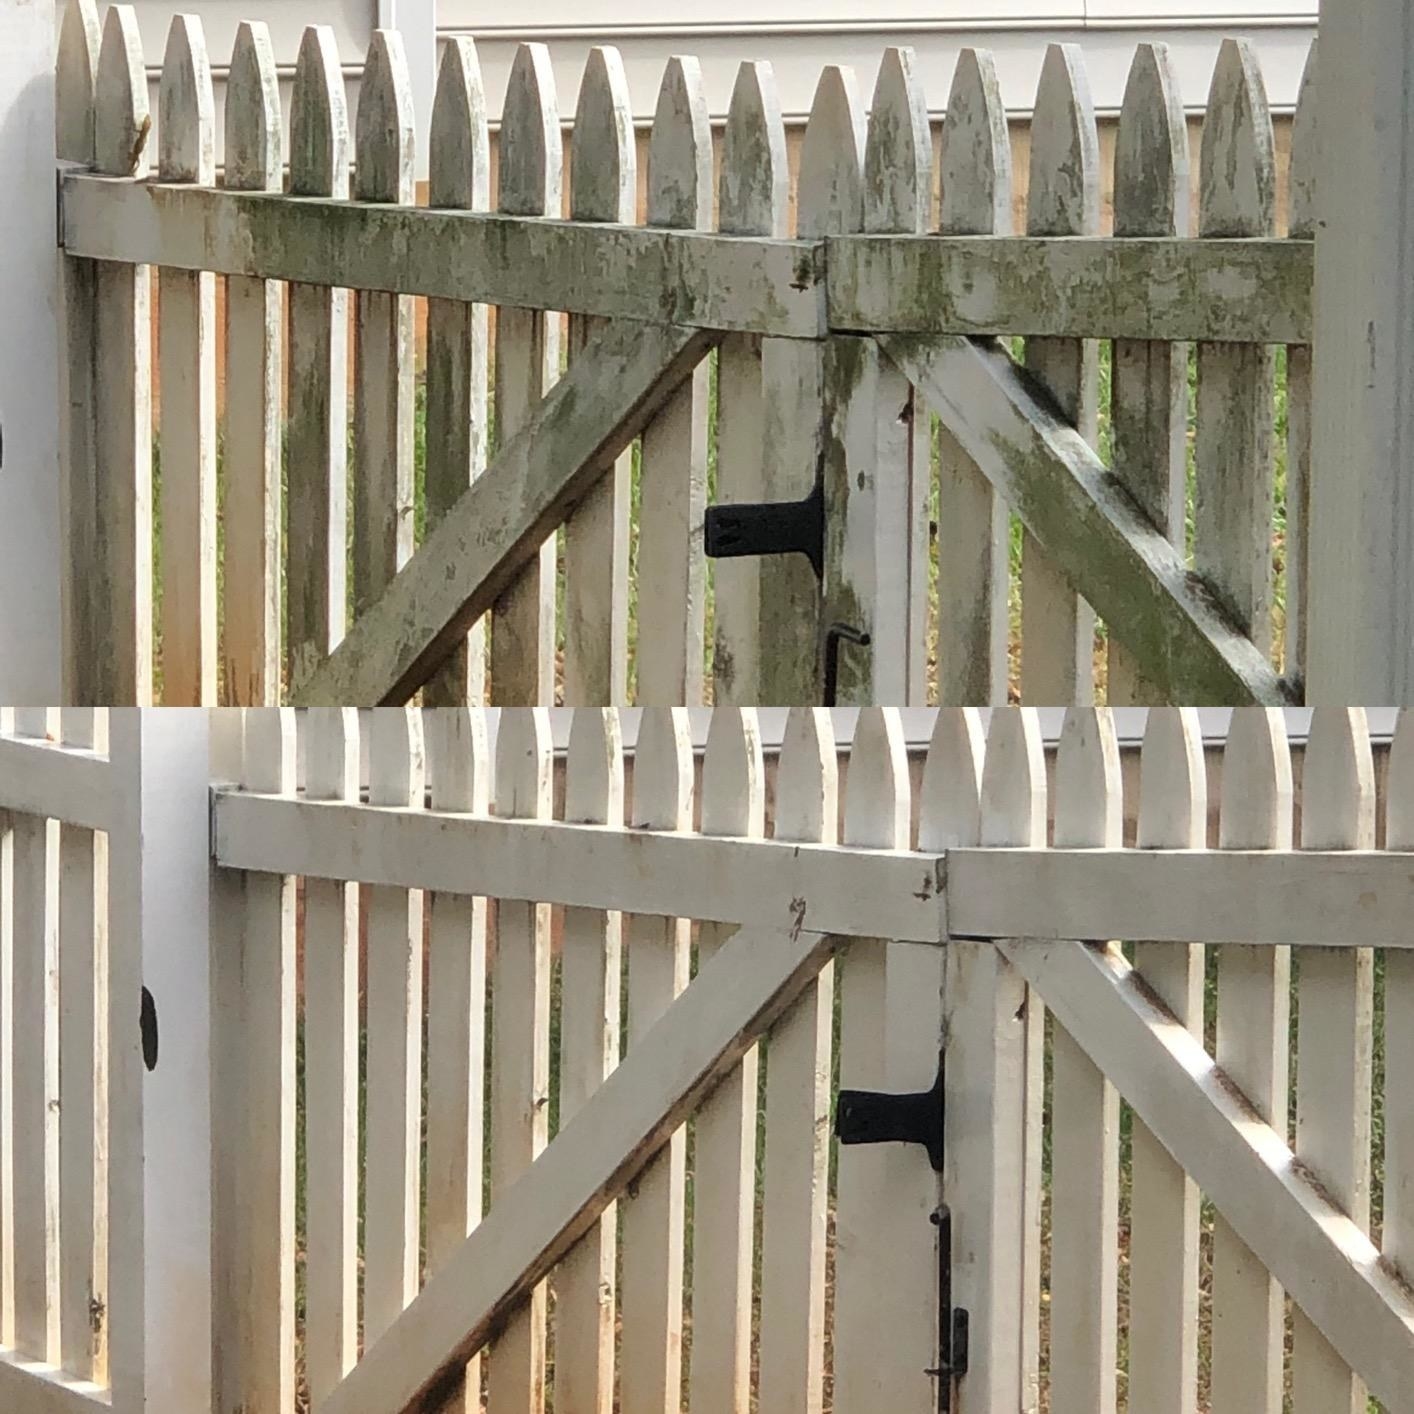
<box><xmin>977</xmin><ymin>709</ymin><xmax>1047</xmax><ymax>1406</ymax></box>
<box><xmin>553</xmin><ymin>709</ymin><xmax>623</xmax><ymax>1410</ymax></box>
<box><xmin>1292</xmin><ymin>709</ymin><xmax>1374</xmax><ymax>1412</ymax></box>
<box><xmin>756</xmin><ymin>709</ymin><xmax>835</xmax><ymax>1413</ymax></box>
<box><xmin>425</xmin><ymin>708</ymin><xmax>491</xmax><ymax>1413</ymax></box>
<box><xmin>1210</xmin><ymin>708</ymin><xmax>1291</xmax><ymax>1414</ymax></box>
<box><xmin>301</xmin><ymin>709</ymin><xmax>360</xmax><ymax>1402</ymax></box>
<box><xmin>834</xmin><ymin>709</ymin><xmax>941</xmax><ymax>1412</ymax></box>
<box><xmin>1128</xmin><ymin>708</ymin><xmax>1205</xmax><ymax>1413</ymax></box>
<box><xmin>1047</xmin><ymin>709</ymin><xmax>1122</xmax><ymax>1414</ymax></box>
<box><xmin>487</xmin><ymin>710</ymin><xmax>553</xmax><ymax>1412</ymax></box>
<box><xmin>10</xmin><ymin>710</ymin><xmax>60</xmax><ymax>1363</ymax></box>
<box><xmin>690</xmin><ymin>710</ymin><xmax>765</xmax><ymax>1413</ymax></box>
<box><xmin>57</xmin><ymin>708</ymin><xmax>108</xmax><ymax>1384</ymax></box>
<box><xmin>619</xmin><ymin>709</ymin><xmax>693</xmax><ymax>1412</ymax></box>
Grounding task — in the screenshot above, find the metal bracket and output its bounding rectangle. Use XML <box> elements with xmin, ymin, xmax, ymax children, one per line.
<box><xmin>836</xmin><ymin>1055</ymin><xmax>966</xmax><ymax>1403</ymax></box>
<box><xmin>822</xmin><ymin>622</ymin><xmax>871</xmax><ymax>706</ymax></box>
<box><xmin>835</xmin><ymin>1054</ymin><xmax>944</xmax><ymax>1172</ymax></box>
<box><xmin>703</xmin><ymin>474</ymin><xmax>824</xmax><ymax>581</ymax></box>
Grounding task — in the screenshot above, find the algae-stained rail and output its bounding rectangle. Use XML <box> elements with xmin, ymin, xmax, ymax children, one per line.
<box><xmin>54</xmin><ymin>0</ymin><xmax>1315</xmax><ymax>707</ymax></box>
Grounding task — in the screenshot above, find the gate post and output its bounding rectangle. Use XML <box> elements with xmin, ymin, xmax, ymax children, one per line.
<box><xmin>1307</xmin><ymin>0</ymin><xmax>1414</xmax><ymax>702</ymax></box>
<box><xmin>0</xmin><ymin>0</ymin><xmax>64</xmax><ymax>701</ymax></box>
<box><xmin>106</xmin><ymin>710</ymin><xmax>214</xmax><ymax>1414</ymax></box>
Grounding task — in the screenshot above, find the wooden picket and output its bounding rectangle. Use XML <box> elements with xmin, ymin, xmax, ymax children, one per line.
<box><xmin>177</xmin><ymin>705</ymin><xmax>1414</xmax><ymax>1413</ymax></box>
<box><xmin>56</xmin><ymin>5</ymin><xmax>1324</xmax><ymax>707</ymax></box>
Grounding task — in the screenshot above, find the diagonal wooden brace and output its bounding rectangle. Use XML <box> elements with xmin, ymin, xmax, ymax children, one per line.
<box><xmin>878</xmin><ymin>332</ymin><xmax>1290</xmax><ymax>705</ymax></box>
<box><xmin>320</xmin><ymin>923</ymin><xmax>839</xmax><ymax>1414</ymax></box>
<box><xmin>295</xmin><ymin>318</ymin><xmax>719</xmax><ymax>705</ymax></box>
<box><xmin>999</xmin><ymin>937</ymin><xmax>1414</xmax><ymax>1408</ymax></box>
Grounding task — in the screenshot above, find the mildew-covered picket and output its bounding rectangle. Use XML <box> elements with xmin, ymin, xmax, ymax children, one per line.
<box><xmin>58</xmin><ymin>5</ymin><xmax>1319</xmax><ymax>707</ymax></box>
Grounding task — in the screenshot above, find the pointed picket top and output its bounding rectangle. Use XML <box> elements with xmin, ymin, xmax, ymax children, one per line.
<box><xmin>1136</xmin><ymin>708</ymin><xmax>1207</xmax><ymax>849</ymax></box>
<box><xmin>632</xmin><ymin>708</ymin><xmax>694</xmax><ymax>831</ymax></box>
<box><xmin>797</xmin><ymin>65</ymin><xmax>865</xmax><ymax>238</ymax></box>
<box><xmin>843</xmin><ymin>709</ymin><xmax>909</xmax><ymax>849</ymax></box>
<box><xmin>1218</xmin><ymin>708</ymin><xmax>1292</xmax><ymax>849</ymax></box>
<box><xmin>565</xmin><ymin>708</ymin><xmax>624</xmax><ymax>826</ymax></box>
<box><xmin>939</xmin><ymin>47</ymin><xmax>1011</xmax><ymax>235</ymax></box>
<box><xmin>158</xmin><ymin>13</ymin><xmax>214</xmax><ymax>182</ymax></box>
<box><xmin>355</xmin><ymin>30</ymin><xmax>415</xmax><ymax>203</ymax></box>
<box><xmin>918</xmin><ymin>709</ymin><xmax>985</xmax><ymax>851</ymax></box>
<box><xmin>1199</xmin><ymin>38</ymin><xmax>1275</xmax><ymax>237</ymax></box>
<box><xmin>1387</xmin><ymin>712</ymin><xmax>1414</xmax><ymax>851</ymax></box>
<box><xmin>306</xmin><ymin>708</ymin><xmax>360</xmax><ymax>802</ymax></box>
<box><xmin>499</xmin><ymin>42</ymin><xmax>561</xmax><ymax>216</ymax></box>
<box><xmin>225</xmin><ymin>21</ymin><xmax>282</xmax><ymax>191</ymax></box>
<box><xmin>1054</xmin><ymin>709</ymin><xmax>1122</xmax><ymax>849</ymax></box>
<box><xmin>290</xmin><ymin>25</ymin><xmax>349</xmax><ymax>198</ymax></box>
<box><xmin>571</xmin><ymin>46</ymin><xmax>636</xmax><ymax>223</ymax></box>
<box><xmin>1301</xmin><ymin>709</ymin><xmax>1375</xmax><ymax>850</ymax></box>
<box><xmin>427</xmin><ymin>708</ymin><xmax>490</xmax><ymax>814</ymax></box>
<box><xmin>1115</xmin><ymin>42</ymin><xmax>1189</xmax><ymax>238</ymax></box>
<box><xmin>242</xmin><ymin>707</ymin><xmax>296</xmax><ymax>794</ymax></box>
<box><xmin>775</xmin><ymin>708</ymin><xmax>838</xmax><ymax>845</ymax></box>
<box><xmin>368</xmin><ymin>707</ymin><xmax>425</xmax><ymax>809</ymax></box>
<box><xmin>429</xmin><ymin>36</ymin><xmax>490</xmax><ymax>210</ymax></box>
<box><xmin>56</xmin><ymin>0</ymin><xmax>101</xmax><ymax>164</ymax></box>
<box><xmin>1287</xmin><ymin>41</ymin><xmax>1318</xmax><ymax>239</ymax></box>
<box><xmin>863</xmin><ymin>46</ymin><xmax>931</xmax><ymax>235</ymax></box>
<box><xmin>647</xmin><ymin>55</ymin><xmax>711</xmax><ymax>229</ymax></box>
<box><xmin>493</xmin><ymin>707</ymin><xmax>553</xmax><ymax>819</ymax></box>
<box><xmin>1028</xmin><ymin>43</ymin><xmax>1099</xmax><ymax>236</ymax></box>
<box><xmin>95</xmin><ymin>5</ymin><xmax>150</xmax><ymax>178</ymax></box>
<box><xmin>719</xmin><ymin>61</ymin><xmax>788</xmax><ymax>237</ymax></box>
<box><xmin>701</xmin><ymin>710</ymin><xmax>765</xmax><ymax>838</ymax></box>
<box><xmin>980</xmin><ymin>708</ymin><xmax>1046</xmax><ymax>847</ymax></box>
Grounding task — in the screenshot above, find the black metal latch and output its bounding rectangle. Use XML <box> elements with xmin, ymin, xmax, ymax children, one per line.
<box><xmin>703</xmin><ymin>475</ymin><xmax>824</xmax><ymax>581</ymax></box>
<box><xmin>835</xmin><ymin>1056</ymin><xmax>968</xmax><ymax>1406</ymax></box>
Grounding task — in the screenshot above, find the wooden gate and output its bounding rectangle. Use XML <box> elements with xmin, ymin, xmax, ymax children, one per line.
<box><xmin>204</xmin><ymin>704</ymin><xmax>1414</xmax><ymax>1413</ymax></box>
<box><xmin>0</xmin><ymin>709</ymin><xmax>212</xmax><ymax>1414</ymax></box>
<box><xmin>56</xmin><ymin>1</ymin><xmax>1315</xmax><ymax>708</ymax></box>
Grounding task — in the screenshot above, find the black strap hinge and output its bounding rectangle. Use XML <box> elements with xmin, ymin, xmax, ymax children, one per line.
<box><xmin>703</xmin><ymin>475</ymin><xmax>824</xmax><ymax>581</ymax></box>
<box><xmin>834</xmin><ymin>1054</ymin><xmax>944</xmax><ymax>1172</ymax></box>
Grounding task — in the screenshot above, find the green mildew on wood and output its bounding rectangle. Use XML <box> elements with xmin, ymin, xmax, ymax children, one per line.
<box><xmin>829</xmin><ymin>236</ymin><xmax>1311</xmax><ymax>344</ymax></box>
<box><xmin>883</xmin><ymin>331</ymin><xmax>1290</xmax><ymax>705</ymax></box>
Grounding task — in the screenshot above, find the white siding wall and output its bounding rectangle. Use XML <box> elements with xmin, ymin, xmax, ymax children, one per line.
<box><xmin>129</xmin><ymin>0</ymin><xmax>1315</xmax><ymax>161</ymax></box>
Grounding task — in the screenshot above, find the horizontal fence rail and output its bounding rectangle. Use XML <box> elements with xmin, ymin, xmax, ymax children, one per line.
<box><xmin>55</xmin><ymin>0</ymin><xmax>1320</xmax><ymax>709</ymax></box>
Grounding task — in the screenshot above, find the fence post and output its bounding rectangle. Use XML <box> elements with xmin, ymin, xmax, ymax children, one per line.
<box><xmin>1308</xmin><ymin>3</ymin><xmax>1414</xmax><ymax>702</ymax></box>
<box><xmin>106</xmin><ymin>710</ymin><xmax>213</xmax><ymax>1414</ymax></box>
<box><xmin>0</xmin><ymin>0</ymin><xmax>64</xmax><ymax>701</ymax></box>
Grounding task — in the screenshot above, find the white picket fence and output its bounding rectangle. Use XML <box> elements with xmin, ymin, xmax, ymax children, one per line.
<box><xmin>55</xmin><ymin>0</ymin><xmax>1313</xmax><ymax>709</ymax></box>
<box><xmin>0</xmin><ymin>709</ymin><xmax>211</xmax><ymax>1414</ymax></box>
<box><xmin>6</xmin><ymin>705</ymin><xmax>1408</xmax><ymax>1412</ymax></box>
